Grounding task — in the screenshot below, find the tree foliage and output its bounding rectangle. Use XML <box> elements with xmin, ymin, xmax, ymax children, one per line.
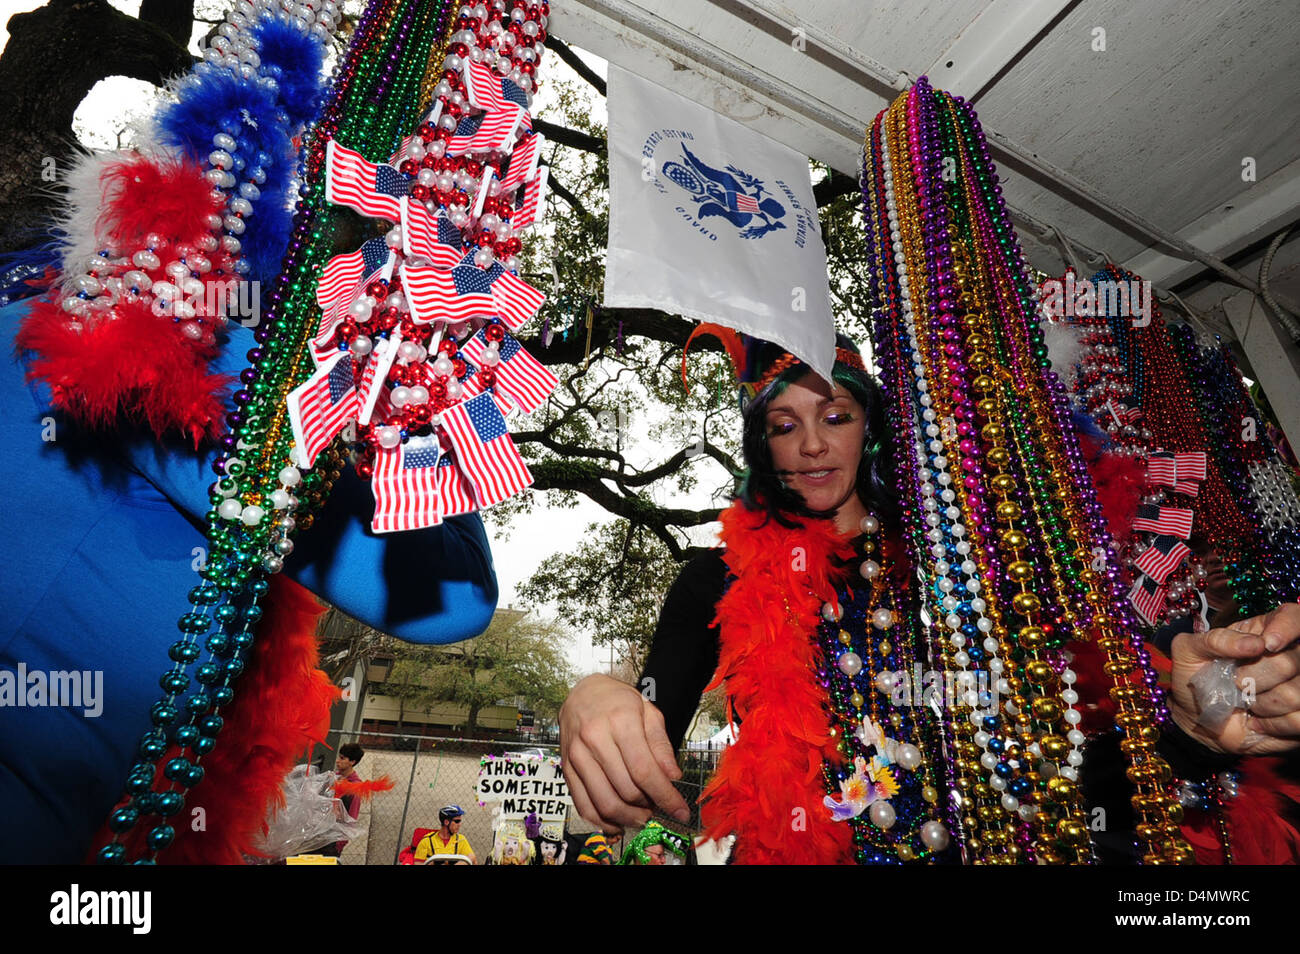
<box><xmin>378</xmin><ymin>612</ymin><xmax>575</xmax><ymax>730</ymax></box>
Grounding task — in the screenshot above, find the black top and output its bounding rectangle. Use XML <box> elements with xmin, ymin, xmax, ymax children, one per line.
<box><xmin>639</xmin><ymin>547</ymin><xmax>1247</xmax><ymax>864</ymax></box>
<box><xmin>640</xmin><ymin>549</ymin><xmax>729</xmax><ymax>751</ymax></box>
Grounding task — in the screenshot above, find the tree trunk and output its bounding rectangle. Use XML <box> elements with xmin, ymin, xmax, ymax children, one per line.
<box><xmin>0</xmin><ymin>0</ymin><xmax>194</xmax><ymax>252</ymax></box>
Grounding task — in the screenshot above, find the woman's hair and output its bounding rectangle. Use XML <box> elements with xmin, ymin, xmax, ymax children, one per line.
<box><xmin>736</xmin><ymin>335</ymin><xmax>897</xmax><ymax>529</ymax></box>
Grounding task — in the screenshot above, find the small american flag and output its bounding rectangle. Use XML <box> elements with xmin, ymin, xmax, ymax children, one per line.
<box><xmin>446</xmin><ymin>253</ymin><xmax>545</xmax><ymax>330</ymax></box>
<box><xmin>510</xmin><ymin>166</ymin><xmax>547</xmax><ymax>231</ymax></box>
<box><xmin>462</xmin><ymin>60</ymin><xmax>532</xmax><ymax>131</ymax></box>
<box><xmin>1128</xmin><ymin>575</ymin><xmax>1167</xmax><ymax>627</ymax></box>
<box><xmin>388</xmin><ymin>134</ymin><xmax>416</xmax><ymax>166</ymax></box>
<box><xmin>317</xmin><ymin>238</ymin><xmax>393</xmax><ymax>311</ymax></box>
<box><xmin>437</xmin><ymin>452</ymin><xmax>478</xmax><ymax>517</ymax></box>
<box><xmin>287</xmin><ymin>354</ymin><xmax>358</xmax><ymax>469</ymax></box>
<box><xmin>371</xmin><ymin>434</ymin><xmax>442</xmax><ymax>533</ymax></box>
<box><xmin>459</xmin><ymin>327</ymin><xmax>558</xmax><ymax>413</ymax></box>
<box><xmin>1133</xmin><ymin>534</ymin><xmax>1192</xmax><ymax>584</ymax></box>
<box><xmin>498</xmin><ymin>131</ymin><xmax>543</xmax><ymax>192</ymax></box>
<box><xmin>314</xmin><ymin>240</ymin><xmax>395</xmax><ymax>356</ymax></box>
<box><xmin>446</xmin><ymin>109</ymin><xmax>525</xmax><ymax>157</ymax></box>
<box><xmin>734</xmin><ymin>192</ymin><xmax>760</xmax><ymax>215</ymax></box>
<box><xmin>401</xmin><ymin>263</ymin><xmax>497</xmax><ymax>324</ymax></box>
<box><xmin>402</xmin><ymin>199</ymin><xmax>464</xmax><ymax>268</ymax></box>
<box><xmin>1146</xmin><ymin>451</ymin><xmax>1207</xmax><ymax>497</ymax></box>
<box><xmin>325</xmin><ymin>140</ymin><xmax>410</xmax><ymax>221</ymax></box>
<box><xmin>439</xmin><ymin>391</ymin><xmax>533</xmax><ymax>507</ymax></box>
<box><xmin>356</xmin><ymin>336</ymin><xmax>398</xmax><ymax>424</ymax></box>
<box><xmin>1132</xmin><ymin>504</ymin><xmax>1194</xmax><ymax>539</ymax></box>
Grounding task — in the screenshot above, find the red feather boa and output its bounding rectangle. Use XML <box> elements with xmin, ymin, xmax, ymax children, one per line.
<box><xmin>98</xmin><ymin>154</ymin><xmax>228</xmax><ymax>255</ymax></box>
<box><xmin>91</xmin><ymin>576</ymin><xmax>337</xmax><ymax>864</ymax></box>
<box><xmin>699</xmin><ymin>503</ymin><xmax>857</xmax><ymax>864</ymax></box>
<box><xmin>17</xmin><ymin>153</ymin><xmax>235</xmax><ymax>444</ymax></box>
<box><xmin>1077</xmin><ymin>433</ymin><xmax>1147</xmax><ymax>544</ymax></box>
<box><xmin>17</xmin><ymin>296</ymin><xmax>229</xmax><ymax>445</ymax></box>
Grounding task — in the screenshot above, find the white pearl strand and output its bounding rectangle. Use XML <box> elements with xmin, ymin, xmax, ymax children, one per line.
<box><xmin>1250</xmin><ymin>458</ymin><xmax>1300</xmax><ymax>532</ymax></box>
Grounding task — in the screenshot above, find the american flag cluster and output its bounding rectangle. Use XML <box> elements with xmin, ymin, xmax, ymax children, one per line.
<box><xmin>1125</xmin><ymin>453</ymin><xmax>1207</xmax><ymax>625</ymax></box>
<box><xmin>288</xmin><ymin>2</ymin><xmax>558</xmax><ymax>533</ymax></box>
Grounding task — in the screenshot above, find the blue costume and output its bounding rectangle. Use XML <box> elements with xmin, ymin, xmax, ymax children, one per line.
<box><xmin>0</xmin><ymin>299</ymin><xmax>498</xmax><ymax>863</ymax></box>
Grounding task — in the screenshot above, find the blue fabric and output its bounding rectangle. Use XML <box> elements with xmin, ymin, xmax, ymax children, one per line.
<box><xmin>0</xmin><ymin>299</ymin><xmax>498</xmax><ymax>863</ymax></box>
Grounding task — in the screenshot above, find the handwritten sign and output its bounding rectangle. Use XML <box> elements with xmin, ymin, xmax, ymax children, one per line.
<box><xmin>477</xmin><ymin>755</ymin><xmax>571</xmax><ymax>822</ymax></box>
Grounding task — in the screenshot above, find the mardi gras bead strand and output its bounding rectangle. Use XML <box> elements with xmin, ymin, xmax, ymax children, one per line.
<box><xmin>864</xmin><ymin>118</ymin><xmax>1003</xmax><ymax>862</ymax></box>
<box><xmin>941</xmin><ymin>93</ymin><xmax>1190</xmax><ymax>863</ymax></box>
<box><xmin>871</xmin><ymin>80</ymin><xmax>1189</xmax><ymax>864</ymax></box>
<box><xmin>897</xmin><ymin>89</ymin><xmax>1075</xmax><ymax>856</ymax></box>
<box><xmin>898</xmin><ymin>84</ymin><xmax>1090</xmax><ymax>859</ymax></box>
<box><xmin>874</xmin><ymin>108</ymin><xmax>1017</xmax><ymax>862</ymax></box>
<box><xmin>938</xmin><ymin>92</ymin><xmax>1186</xmax><ymax>862</ymax></box>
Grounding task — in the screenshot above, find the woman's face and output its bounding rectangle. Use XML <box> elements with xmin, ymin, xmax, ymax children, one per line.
<box><xmin>764</xmin><ymin>372</ymin><xmax>867</xmax><ymax>517</ymax></box>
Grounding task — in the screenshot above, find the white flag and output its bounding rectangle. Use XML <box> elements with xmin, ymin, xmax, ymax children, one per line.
<box><xmin>604</xmin><ymin>65</ymin><xmax>835</xmax><ymax>381</ymax></box>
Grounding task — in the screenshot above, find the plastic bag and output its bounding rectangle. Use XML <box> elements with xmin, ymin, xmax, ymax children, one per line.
<box><xmin>1188</xmin><ymin>658</ymin><xmax>1245</xmax><ymax>733</ymax></box>
<box><xmin>254</xmin><ymin>764</ymin><xmax>359</xmax><ymax>860</ymax></box>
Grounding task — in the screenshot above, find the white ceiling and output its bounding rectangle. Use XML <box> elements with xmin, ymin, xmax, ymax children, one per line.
<box><xmin>550</xmin><ymin>0</ymin><xmax>1300</xmax><ymax>350</ymax></box>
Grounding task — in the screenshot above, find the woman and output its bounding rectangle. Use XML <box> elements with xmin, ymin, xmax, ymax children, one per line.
<box><xmin>560</xmin><ymin>336</ymin><xmax>1300</xmax><ymax>864</ymax></box>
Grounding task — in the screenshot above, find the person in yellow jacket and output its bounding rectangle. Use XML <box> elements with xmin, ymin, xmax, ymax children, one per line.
<box><xmin>414</xmin><ymin>806</ymin><xmax>477</xmax><ymax>865</ymax></box>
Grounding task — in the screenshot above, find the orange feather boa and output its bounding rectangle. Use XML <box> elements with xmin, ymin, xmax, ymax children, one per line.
<box><xmin>699</xmin><ymin>503</ymin><xmax>858</xmax><ymax>864</ymax></box>
<box><xmin>91</xmin><ymin>576</ymin><xmax>337</xmax><ymax>864</ymax></box>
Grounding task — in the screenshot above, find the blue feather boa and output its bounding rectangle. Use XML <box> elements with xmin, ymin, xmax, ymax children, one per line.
<box><xmin>150</xmin><ymin>12</ymin><xmax>329</xmax><ymax>284</ymax></box>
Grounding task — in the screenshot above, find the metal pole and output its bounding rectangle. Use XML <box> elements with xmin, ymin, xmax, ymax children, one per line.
<box><xmin>391</xmin><ymin>737</ymin><xmax>421</xmax><ymax>865</ymax></box>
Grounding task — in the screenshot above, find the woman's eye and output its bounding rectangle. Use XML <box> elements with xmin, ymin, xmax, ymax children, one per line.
<box><xmin>826</xmin><ymin>413</ymin><xmax>855</xmax><ymax>425</ymax></box>
<box><xmin>768</xmin><ymin>422</ymin><xmax>794</xmax><ymax>436</ymax></box>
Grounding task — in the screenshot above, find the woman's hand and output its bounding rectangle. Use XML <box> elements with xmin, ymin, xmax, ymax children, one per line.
<box><xmin>559</xmin><ymin>674</ymin><xmax>691</xmax><ymax>833</ymax></box>
<box><xmin>1168</xmin><ymin>603</ymin><xmax>1300</xmax><ymax>755</ymax></box>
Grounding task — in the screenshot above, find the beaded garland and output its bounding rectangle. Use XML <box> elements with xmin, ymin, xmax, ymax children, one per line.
<box><xmin>18</xmin><ymin>1</ymin><xmax>337</xmax><ymax>444</ymax></box>
<box><xmin>859</xmin><ymin>79</ymin><xmax>1191</xmax><ymax>864</ymax></box>
<box><xmin>1167</xmin><ymin>323</ymin><xmax>1300</xmax><ymax>612</ymax></box>
<box><xmin>96</xmin><ymin>0</ymin><xmax>459</xmax><ymax>864</ymax></box>
<box><xmin>816</xmin><ymin>515</ymin><xmax>955</xmax><ymax>863</ymax></box>
<box><xmin>309</xmin><ymin>0</ymin><xmax>557</xmax><ymax>517</ymax></box>
<box><xmin>1045</xmin><ymin>266</ymin><xmax>1213</xmax><ymax>628</ymax></box>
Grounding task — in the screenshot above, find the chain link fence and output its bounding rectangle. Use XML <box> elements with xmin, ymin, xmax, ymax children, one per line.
<box><xmin>312</xmin><ymin>729</ymin><xmax>725</xmax><ymax>864</ymax></box>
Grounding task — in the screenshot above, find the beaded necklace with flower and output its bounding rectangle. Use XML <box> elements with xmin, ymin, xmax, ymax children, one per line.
<box><xmin>816</xmin><ymin>513</ymin><xmax>957</xmax><ymax>863</ymax></box>
<box><xmin>699</xmin><ymin>500</ymin><xmax>955</xmax><ymax>865</ymax></box>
